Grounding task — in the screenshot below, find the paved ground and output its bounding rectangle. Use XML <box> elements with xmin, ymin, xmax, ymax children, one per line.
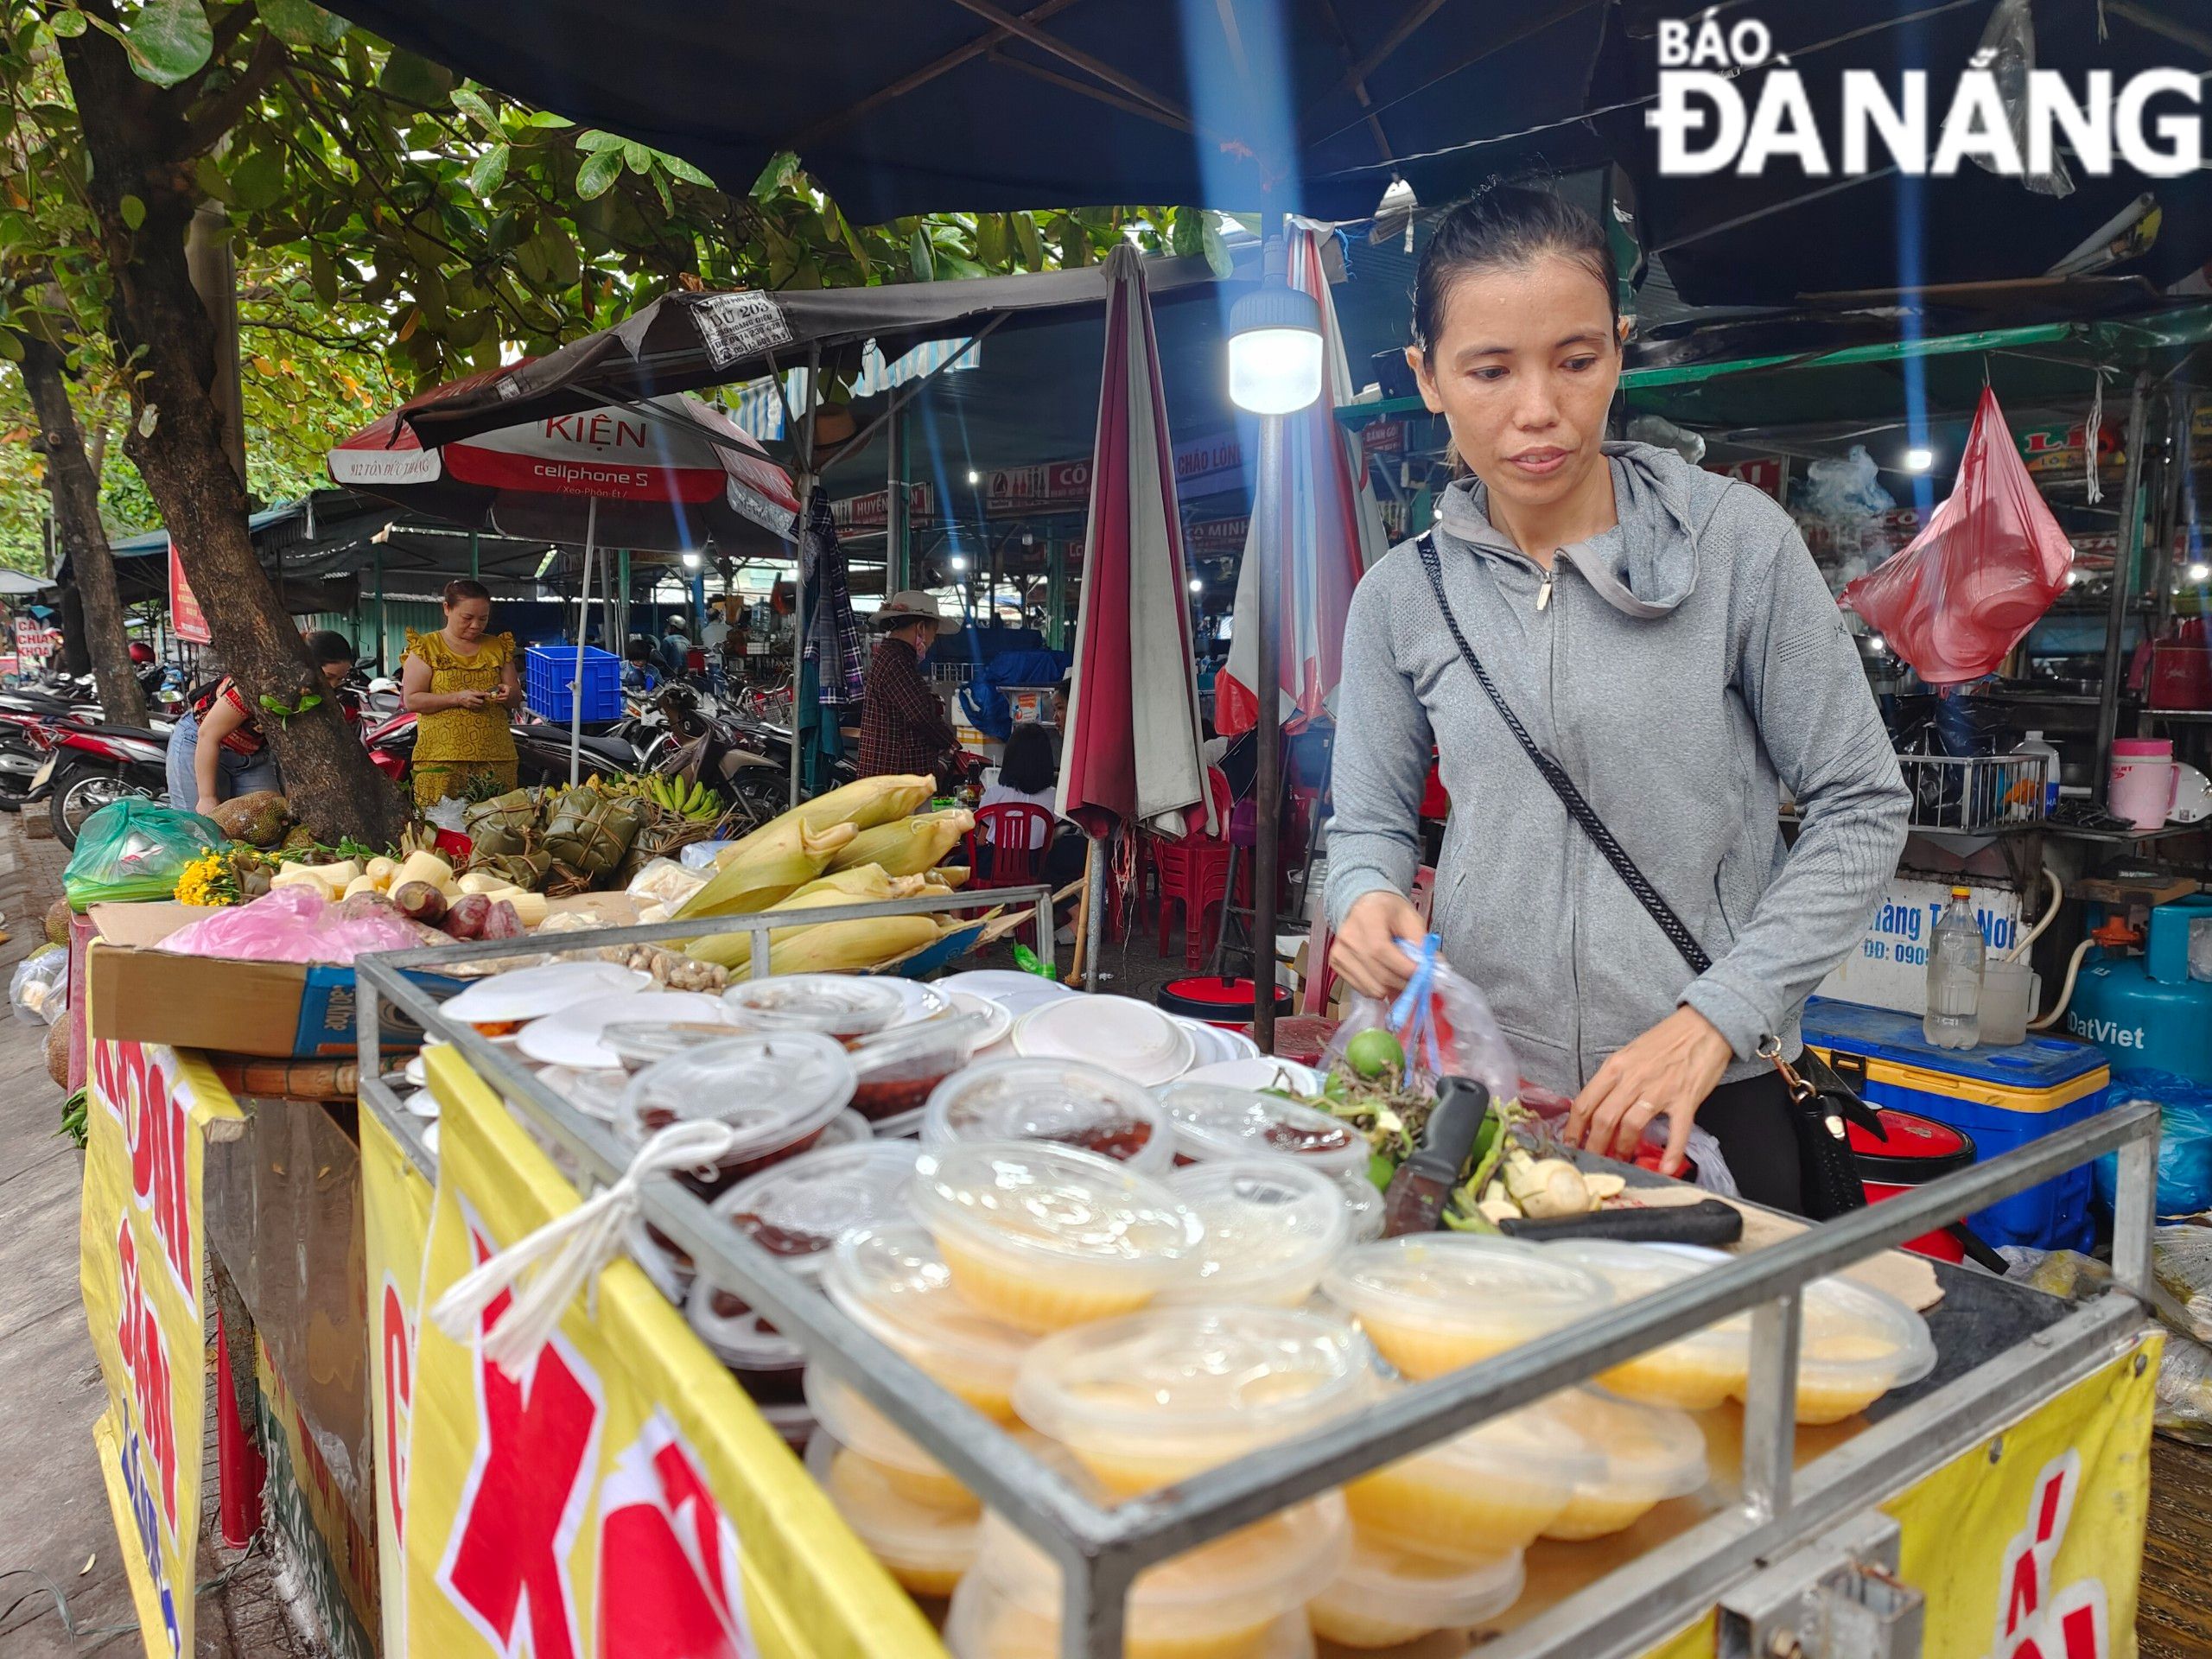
<box><xmin>0</xmin><ymin>817</ymin><xmax>305</xmax><ymax>1659</ymax></box>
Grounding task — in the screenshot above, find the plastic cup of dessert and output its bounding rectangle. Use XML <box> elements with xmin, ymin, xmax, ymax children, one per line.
<box><xmin>847</xmin><ymin>1012</ymin><xmax>994</xmax><ymax>1124</ymax></box>
<box><xmin>804</xmin><ymin>1363</ymin><xmax>976</xmax><ymax>1513</ymax></box>
<box><xmin>1542</xmin><ymin>1241</ymin><xmax>1750</xmax><ymax>1410</ymax></box>
<box><xmin>1012</xmin><ymin>1304</ymin><xmax>1371</xmax><ymax>1497</ymax></box>
<box><xmin>614</xmin><ymin>1030</ymin><xmax>854</xmax><ymax>1196</ymax></box>
<box><xmin>1158</xmin><ymin>1160</ymin><xmax>1350</xmax><ymax>1307</ymax></box>
<box><xmin>826</xmin><ymin>1224</ymin><xmax>1036</xmax><ymax>1419</ymax></box>
<box><xmin>911</xmin><ymin>1141</ymin><xmax>1204</xmax><ymax>1333</ymax></box>
<box><xmin>1529</xmin><ymin>1386</ymin><xmax>1709</xmax><ymax>1540</ymax></box>
<box><xmin>1305</xmin><ymin>1533</ymin><xmax>1524</xmax><ymax>1649</ymax></box>
<box><xmin>722</xmin><ymin>974</ymin><xmax>909</xmax><ymax>1044</ymax></box>
<box><xmin>1154</xmin><ymin>1080</ymin><xmax>1369</xmax><ymax>1179</ymax></box>
<box><xmin>924</xmin><ymin>1058</ymin><xmax>1173</xmax><ymax>1174</ymax></box>
<box><xmin>1764</xmin><ymin>1275</ymin><xmax>1937</xmax><ymax>1424</ymax></box>
<box><xmin>1319</xmin><ymin>1235</ymin><xmax>1612</xmax><ymax>1380</ymax></box>
<box><xmin>805</xmin><ymin>1427</ymin><xmax>980</xmax><ymax>1599</ymax></box>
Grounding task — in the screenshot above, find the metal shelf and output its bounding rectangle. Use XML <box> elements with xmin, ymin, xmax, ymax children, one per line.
<box><xmin>2144</xmin><ymin>708</ymin><xmax>2212</xmax><ymax>722</ymax></box>
<box><xmin>353</xmin><ymin>914</ymin><xmax>2161</xmax><ymax>1659</ymax></box>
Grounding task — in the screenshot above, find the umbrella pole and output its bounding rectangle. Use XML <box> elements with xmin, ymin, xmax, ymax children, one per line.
<box><xmin>1252</xmin><ymin>408</ymin><xmax>1285</xmax><ymax>1052</ymax></box>
<box><xmin>571</xmin><ymin>496</ymin><xmax>597</xmax><ymax>785</ymax></box>
<box><xmin>1083</xmin><ymin>835</ymin><xmax>1108</xmax><ymax>992</ymax></box>
<box><xmin>791</xmin><ymin>346</ymin><xmax>822</xmax><ymax>808</ymax></box>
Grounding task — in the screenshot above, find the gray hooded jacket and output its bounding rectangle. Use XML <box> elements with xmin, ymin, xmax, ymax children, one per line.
<box><xmin>1325</xmin><ymin>442</ymin><xmax>1910</xmax><ymax>1092</ymax></box>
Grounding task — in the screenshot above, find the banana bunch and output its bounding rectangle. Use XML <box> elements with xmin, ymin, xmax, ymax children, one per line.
<box><xmin>599</xmin><ymin>772</ymin><xmax>722</xmax><ymax>823</ymax></box>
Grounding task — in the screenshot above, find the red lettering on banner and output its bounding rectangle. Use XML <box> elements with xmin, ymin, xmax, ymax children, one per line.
<box><xmin>598</xmin><ymin>1416</ymin><xmax>752</xmax><ymax>1659</ymax></box>
<box><xmin>1987</xmin><ymin>1452</ymin><xmax>2108</xmax><ymax>1659</ymax></box>
<box><xmin>114</xmin><ymin>1222</ymin><xmax>179</xmax><ymax>1535</ymax></box>
<box><xmin>93</xmin><ymin>1043</ymin><xmax>194</xmax><ymax>1299</ymax></box>
<box><xmin>381</xmin><ymin>1280</ymin><xmax>412</xmax><ymax>1547</ymax></box>
<box><xmin>440</xmin><ymin>1230</ymin><xmax>602</xmax><ymax>1659</ymax></box>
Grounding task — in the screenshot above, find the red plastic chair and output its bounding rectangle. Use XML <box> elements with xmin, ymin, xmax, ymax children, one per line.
<box><xmin>1150</xmin><ymin>768</ymin><xmax>1243</xmax><ymax>970</ymax></box>
<box><xmin>966</xmin><ymin>803</ymin><xmax>1057</xmax><ymax>946</ymax></box>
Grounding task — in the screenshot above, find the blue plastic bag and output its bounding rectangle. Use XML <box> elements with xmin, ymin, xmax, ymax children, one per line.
<box><xmin>2094</xmin><ymin>1069</ymin><xmax>2212</xmax><ymax>1219</ymax></box>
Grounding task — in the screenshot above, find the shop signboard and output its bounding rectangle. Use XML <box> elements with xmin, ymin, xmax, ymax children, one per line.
<box><xmin>1187</xmin><ymin>514</ymin><xmax>1250</xmax><ymax>556</ymax></box>
<box><xmin>14</xmin><ymin>616</ymin><xmax>60</xmax><ymax>658</ymax></box>
<box><xmin>830</xmin><ymin>483</ymin><xmax>933</xmax><ymax>533</ymax></box>
<box><xmin>1174</xmin><ymin>429</ymin><xmax>1248</xmax><ymax>497</ymax></box>
<box><xmin>1815</xmin><ymin>874</ymin><xmax>2024</xmax><ymax>1015</ymax></box>
<box><xmin>985</xmin><ymin>458</ymin><xmax>1091</xmax><ymax>515</ymax></box>
<box><xmin>1705</xmin><ymin>455</ymin><xmax>1787</xmax><ymax>500</ymax></box>
<box><xmin>1361</xmin><ymin>418</ymin><xmax>1407</xmax><ymax>465</ymax></box>
<box><xmin>79</xmin><ymin>1036</ymin><xmax>244</xmax><ymax>1659</ymax></box>
<box><xmin>168</xmin><ymin>548</ymin><xmax>211</xmax><ymax>645</ymax></box>
<box><xmin>392</xmin><ymin>1047</ymin><xmax>937</xmax><ymax>1659</ymax></box>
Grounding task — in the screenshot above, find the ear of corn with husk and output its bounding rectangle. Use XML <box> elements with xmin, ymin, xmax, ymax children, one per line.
<box><xmin>827</xmin><ymin>809</ymin><xmax>975</xmax><ymax>878</ymax></box>
<box><xmin>929</xmin><ymin>865</ymin><xmax>970</xmax><ymax>890</ymax></box>
<box><xmin>783</xmin><ymin>865</ymin><xmax>899</xmax><ymax>906</ymax></box>
<box><xmin>677</xmin><ymin>820</ymin><xmax>857</xmax><ymax>919</ymax></box>
<box><xmin>706</xmin><ymin>912</ymin><xmax>950</xmax><ymax>979</ymax></box>
<box><xmin>746</xmin><ymin>773</ymin><xmax>936</xmax><ymax>843</ymax></box>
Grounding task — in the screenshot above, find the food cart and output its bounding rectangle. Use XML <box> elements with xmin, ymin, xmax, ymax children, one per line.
<box><xmin>324</xmin><ymin>908</ymin><xmax>2161</xmax><ymax>1659</ymax></box>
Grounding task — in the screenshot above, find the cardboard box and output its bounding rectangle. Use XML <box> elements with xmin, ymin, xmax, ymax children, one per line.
<box><xmin>86</xmin><ymin>902</ymin><xmax>469</xmax><ymax>1058</ymax></box>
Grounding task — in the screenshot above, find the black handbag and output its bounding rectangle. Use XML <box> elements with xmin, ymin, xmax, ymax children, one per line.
<box><xmin>1413</xmin><ymin>534</ymin><xmax>1875</xmax><ymax>1219</ymax></box>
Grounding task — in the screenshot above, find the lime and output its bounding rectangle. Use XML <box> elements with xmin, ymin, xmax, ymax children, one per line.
<box><xmin>1344</xmin><ymin>1027</ymin><xmax>1405</xmax><ymax>1080</ymax></box>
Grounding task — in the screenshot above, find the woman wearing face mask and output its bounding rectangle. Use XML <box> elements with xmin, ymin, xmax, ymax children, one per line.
<box><xmin>1325</xmin><ymin>186</ymin><xmax>1908</xmax><ymax>1212</ymax></box>
<box><xmin>400</xmin><ymin>578</ymin><xmax>521</xmax><ymax>805</ymax></box>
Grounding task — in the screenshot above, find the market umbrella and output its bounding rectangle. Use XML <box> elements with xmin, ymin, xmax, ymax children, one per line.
<box><xmin>329</xmin><ymin>370</ymin><xmax>799</xmax><ymax>779</ymax></box>
<box><xmin>1060</xmin><ymin>245</ymin><xmax>1213</xmax><ymax>981</ymax></box>
<box><xmin>1214</xmin><ymin>221</ymin><xmax>1383</xmax><ymax>737</ymax></box>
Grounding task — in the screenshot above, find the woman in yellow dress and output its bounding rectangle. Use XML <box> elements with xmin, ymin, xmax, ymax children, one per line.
<box><xmin>400</xmin><ymin>578</ymin><xmax>522</xmax><ymax>806</ymax></box>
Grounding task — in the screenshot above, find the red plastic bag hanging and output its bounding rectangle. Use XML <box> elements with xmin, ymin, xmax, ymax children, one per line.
<box><xmin>1840</xmin><ymin>388</ymin><xmax>2073</xmax><ymax>684</ymax></box>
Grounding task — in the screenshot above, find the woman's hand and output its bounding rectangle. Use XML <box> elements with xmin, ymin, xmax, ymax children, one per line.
<box><xmin>1332</xmin><ymin>890</ymin><xmax>1427</xmax><ymax>999</ymax></box>
<box><xmin>194</xmin><ymin>794</ymin><xmax>219</xmax><ymax>817</ymax></box>
<box><xmin>1566</xmin><ymin>1005</ymin><xmax>1733</xmax><ymax>1176</ymax></box>
<box><xmin>448</xmin><ymin>688</ymin><xmax>491</xmax><ymax>711</ymax></box>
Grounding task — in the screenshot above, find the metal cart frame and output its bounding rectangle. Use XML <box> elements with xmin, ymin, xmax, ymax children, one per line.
<box><xmin>355</xmin><ymin>904</ymin><xmax>2159</xmax><ymax>1659</ymax></box>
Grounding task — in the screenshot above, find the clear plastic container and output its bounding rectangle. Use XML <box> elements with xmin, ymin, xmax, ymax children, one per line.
<box><xmin>804</xmin><ymin>1364</ymin><xmax>976</xmax><ymax>1513</ymax></box>
<box><xmin>955</xmin><ymin>1458</ymin><xmax>1346</xmax><ymax>1659</ymax></box>
<box><xmin>723</xmin><ymin>974</ymin><xmax>909</xmax><ymax>1043</ymax></box>
<box><xmin>1338</xmin><ymin>1170</ymin><xmax>1385</xmax><ymax>1243</ymax></box>
<box><xmin>1529</xmin><ymin>1387</ymin><xmax>1709</xmax><ymax>1541</ymax></box>
<box><xmin>1320</xmin><ymin>1236</ymin><xmax>1612</xmax><ymax>1380</ymax></box>
<box><xmin>1305</xmin><ymin>1534</ymin><xmax>1523</xmax><ymax>1649</ymax></box>
<box><xmin>1544</xmin><ymin>1242</ymin><xmax>1750</xmax><ymax>1410</ymax></box>
<box><xmin>1155</xmin><ymin>1081</ymin><xmax>1369</xmax><ymax>1179</ymax></box>
<box><xmin>602</xmin><ymin>1018</ymin><xmax>753</xmax><ymax>1070</ymax></box>
<box><xmin>805</xmin><ymin>1427</ymin><xmax>980</xmax><ymax>1599</ymax></box>
<box><xmin>541</xmin><ymin>1065</ymin><xmax>628</xmax><ymax>1122</ymax></box>
<box><xmin>826</xmin><ymin>1224</ymin><xmax>1037</xmax><ymax>1420</ymax></box>
<box><xmin>1159</xmin><ymin>1160</ymin><xmax>1350</xmax><ymax>1307</ymax></box>
<box><xmin>817</xmin><ymin>1109</ymin><xmax>874</xmax><ymax>1148</ymax></box>
<box><xmin>614</xmin><ymin>1031</ymin><xmax>855</xmax><ymax>1195</ymax></box>
<box><xmin>925</xmin><ymin>1058</ymin><xmax>1173</xmax><ymax>1173</ymax></box>
<box><xmin>1341</xmin><ymin>1390</ymin><xmax>1605</xmax><ymax>1560</ymax></box>
<box><xmin>849</xmin><ymin>1013</ymin><xmax>993</xmax><ymax>1123</ymax></box>
<box><xmin>1773</xmin><ymin>1276</ymin><xmax>1938</xmax><ymax>1424</ymax></box>
<box><xmin>625</xmin><ymin>1216</ymin><xmax>694</xmax><ymax>1306</ymax></box>
<box><xmin>1012</xmin><ymin>1306</ymin><xmax>1371</xmax><ymax>1497</ymax></box>
<box><xmin>710</xmin><ymin>1141</ymin><xmax>919</xmax><ymax>1273</ymax></box>
<box><xmin>912</xmin><ymin>1141</ymin><xmax>1204</xmax><ymax>1333</ymax></box>
<box><xmin>687</xmin><ymin>1279</ymin><xmax>804</xmax><ymax>1404</ymax></box>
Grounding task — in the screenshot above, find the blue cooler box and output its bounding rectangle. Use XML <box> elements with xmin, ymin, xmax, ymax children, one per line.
<box><xmin>1802</xmin><ymin>997</ymin><xmax>2108</xmax><ymax>1252</ymax></box>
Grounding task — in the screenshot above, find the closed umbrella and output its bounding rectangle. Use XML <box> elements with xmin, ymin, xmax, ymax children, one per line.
<box><xmin>1059</xmin><ymin>245</ymin><xmax>1213</xmax><ymax>983</ymax></box>
<box><xmin>1215</xmin><ymin>221</ymin><xmax>1384</xmax><ymax>736</ymax></box>
<box><xmin>330</xmin><ymin>370</ymin><xmax>798</xmax><ymax>779</ymax></box>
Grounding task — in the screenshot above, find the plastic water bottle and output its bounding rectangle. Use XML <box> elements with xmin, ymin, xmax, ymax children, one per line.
<box><xmin>1924</xmin><ymin>886</ymin><xmax>1986</xmax><ymax>1050</ymax></box>
<box><xmin>2016</xmin><ymin>730</ymin><xmax>2061</xmax><ymax>816</ymax></box>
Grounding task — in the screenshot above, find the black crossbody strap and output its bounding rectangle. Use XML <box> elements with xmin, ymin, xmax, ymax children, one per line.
<box><xmin>1414</xmin><ymin>532</ymin><xmax>1714</xmax><ymax>976</ymax></box>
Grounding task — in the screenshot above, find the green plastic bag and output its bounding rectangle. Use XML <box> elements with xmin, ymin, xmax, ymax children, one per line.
<box><xmin>63</xmin><ymin>801</ymin><xmax>227</xmax><ymax>911</ymax></box>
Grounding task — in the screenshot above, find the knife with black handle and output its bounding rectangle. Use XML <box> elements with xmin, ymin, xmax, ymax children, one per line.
<box><xmin>1380</xmin><ymin>1076</ymin><xmax>1491</xmax><ymax>1237</ymax></box>
<box><xmin>1497</xmin><ymin>1197</ymin><xmax>1744</xmax><ymax>1247</ymax></box>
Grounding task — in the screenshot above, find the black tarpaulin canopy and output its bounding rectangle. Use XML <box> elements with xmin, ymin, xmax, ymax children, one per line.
<box><xmin>315</xmin><ymin>0</ymin><xmax>1612</xmax><ymax>222</ymax></box>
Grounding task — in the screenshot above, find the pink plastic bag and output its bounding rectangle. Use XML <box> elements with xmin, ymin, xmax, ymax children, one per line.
<box><xmin>1840</xmin><ymin>388</ymin><xmax>2073</xmax><ymax>684</ymax></box>
<box><xmin>161</xmin><ymin>885</ymin><xmax>440</xmax><ymax>964</ymax></box>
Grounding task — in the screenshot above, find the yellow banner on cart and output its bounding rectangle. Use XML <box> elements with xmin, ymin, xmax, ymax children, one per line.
<box><xmin>399</xmin><ymin>1046</ymin><xmax>942</xmax><ymax>1659</ymax></box>
<box><xmin>78</xmin><ymin>1039</ymin><xmax>243</xmax><ymax>1659</ymax></box>
<box><xmin>362</xmin><ymin>1109</ymin><xmax>432</xmax><ymax>1649</ymax></box>
<box><xmin>1890</xmin><ymin>1339</ymin><xmax>2158</xmax><ymax>1659</ymax></box>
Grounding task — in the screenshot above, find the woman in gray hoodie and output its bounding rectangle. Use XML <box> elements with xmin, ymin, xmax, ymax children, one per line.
<box><xmin>1325</xmin><ymin>188</ymin><xmax>1909</xmax><ymax>1212</ymax></box>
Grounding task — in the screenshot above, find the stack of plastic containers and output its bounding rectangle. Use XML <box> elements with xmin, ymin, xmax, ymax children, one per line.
<box><xmin>923</xmin><ymin>1059</ymin><xmax>1174</xmax><ymax>1173</ymax></box>
<box><xmin>1321</xmin><ymin>1235</ymin><xmax>1613</xmax><ymax>1378</ymax></box>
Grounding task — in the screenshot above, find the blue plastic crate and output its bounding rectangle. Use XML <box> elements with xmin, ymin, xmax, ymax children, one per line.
<box><xmin>524</xmin><ymin>644</ymin><xmax>621</xmax><ymax>724</ymax></box>
<box><xmin>1803</xmin><ymin>998</ymin><xmax>2108</xmax><ymax>1252</ymax></box>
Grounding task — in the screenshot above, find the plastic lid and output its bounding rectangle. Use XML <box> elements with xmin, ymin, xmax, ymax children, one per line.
<box><xmin>913</xmin><ymin>1141</ymin><xmax>1203</xmax><ymax>1273</ymax></box>
<box><xmin>1158</xmin><ymin>1161</ymin><xmax>1350</xmax><ymax>1306</ymax></box>
<box><xmin>1010</xmin><ymin>995</ymin><xmax>1194</xmax><ymax>1086</ymax></box>
<box><xmin>827</xmin><ymin>1224</ymin><xmax>1035</xmax><ymax>1409</ymax></box>
<box><xmin>1530</xmin><ymin>1387</ymin><xmax>1707</xmax><ymax>1503</ymax></box>
<box><xmin>846</xmin><ymin>1012</ymin><xmax>995</xmax><ymax>1123</ymax></box>
<box><xmin>542</xmin><ymin>1065</ymin><xmax>627</xmax><ymax>1123</ymax></box>
<box><xmin>803</xmin><ymin>1364</ymin><xmax>953</xmax><ymax>1484</ymax></box>
<box><xmin>442</xmin><ymin>959</ymin><xmax>647</xmax><ymax>1022</ymax></box>
<box><xmin>1155</xmin><ymin>1080</ymin><xmax>1368</xmax><ymax>1177</ymax></box>
<box><xmin>1544</xmin><ymin>1242</ymin><xmax>1749</xmax><ymax>1357</ymax></box>
<box><xmin>614</xmin><ymin>1031</ymin><xmax>855</xmax><ymax>1166</ymax></box>
<box><xmin>1801</xmin><ymin>1275</ymin><xmax>1937</xmax><ymax>1395</ymax></box>
<box><xmin>1337</xmin><ymin>1169</ymin><xmax>1385</xmax><ymax>1243</ymax></box>
<box><xmin>817</xmin><ymin>1109</ymin><xmax>874</xmax><ymax>1148</ymax></box>
<box><xmin>1848</xmin><ymin>1108</ymin><xmax>1975</xmax><ymax>1179</ymax></box>
<box><xmin>804</xmin><ymin>1429</ymin><xmax>981</xmax><ymax>1584</ymax></box>
<box><xmin>1363</xmin><ymin>1389</ymin><xmax>1606</xmax><ymax>1492</ymax></box>
<box><xmin>710</xmin><ymin>1141</ymin><xmax>918</xmax><ymax>1273</ymax></box>
<box><xmin>1323</xmin><ymin>1236</ymin><xmax>1611</xmax><ymax>1340</ymax></box>
<box><xmin>924</xmin><ymin>1058</ymin><xmax>1172</xmax><ymax>1173</ymax></box>
<box><xmin>625</xmin><ymin>1216</ymin><xmax>693</xmax><ymax>1304</ymax></box>
<box><xmin>601</xmin><ymin>1018</ymin><xmax>751</xmax><ymax>1069</ymax></box>
<box><xmin>1311</xmin><ymin>1533</ymin><xmax>1525</xmax><ymax>1633</ymax></box>
<box><xmin>1013</xmin><ymin>1306</ymin><xmax>1370</xmax><ymax>1456</ymax></box>
<box><xmin>686</xmin><ymin>1274</ymin><xmax>803</xmax><ymax>1373</ymax></box>
<box><xmin>723</xmin><ymin>974</ymin><xmax>909</xmax><ymax>1040</ymax></box>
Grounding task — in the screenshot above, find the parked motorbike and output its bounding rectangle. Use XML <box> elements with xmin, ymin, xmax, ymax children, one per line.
<box><xmin>363</xmin><ymin>709</ymin><xmax>639</xmax><ymax>791</ymax></box>
<box><xmin>32</xmin><ymin>718</ymin><xmax>172</xmax><ymax>849</ymax></box>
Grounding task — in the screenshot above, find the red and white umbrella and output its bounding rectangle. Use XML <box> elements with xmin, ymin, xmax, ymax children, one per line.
<box><xmin>329</xmin><ymin>365</ymin><xmax>798</xmax><ymax>554</ymax></box>
<box><xmin>1214</xmin><ymin>224</ymin><xmax>1385</xmax><ymax>735</ymax></box>
<box><xmin>1060</xmin><ymin>244</ymin><xmax>1213</xmax><ymax>854</ymax></box>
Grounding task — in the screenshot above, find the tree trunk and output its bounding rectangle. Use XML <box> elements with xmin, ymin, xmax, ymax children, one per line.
<box><xmin>58</xmin><ymin>27</ymin><xmax>406</xmax><ymax>846</ymax></box>
<box><xmin>16</xmin><ymin>332</ymin><xmax>148</xmax><ymax>726</ymax></box>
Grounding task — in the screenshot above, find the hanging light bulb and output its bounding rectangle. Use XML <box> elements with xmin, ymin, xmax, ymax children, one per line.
<box><xmin>680</xmin><ymin>550</ymin><xmax>702</xmax><ymax>569</ymax></box>
<box><xmin>1227</xmin><ymin>239</ymin><xmax>1323</xmax><ymax>416</ymax></box>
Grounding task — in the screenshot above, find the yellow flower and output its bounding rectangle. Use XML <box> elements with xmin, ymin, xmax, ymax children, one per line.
<box><xmin>174</xmin><ymin>849</ymin><xmax>232</xmax><ymax>907</ymax></box>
